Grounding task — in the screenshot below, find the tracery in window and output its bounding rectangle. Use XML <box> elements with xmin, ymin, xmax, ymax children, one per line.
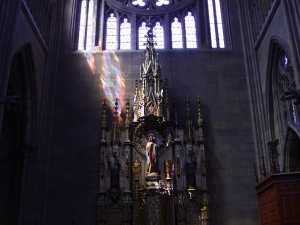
<box><xmin>185</xmin><ymin>12</ymin><xmax>197</xmax><ymax>49</ymax></box>
<box><xmin>171</xmin><ymin>17</ymin><xmax>183</xmax><ymax>49</ymax></box>
<box><xmin>106</xmin><ymin>13</ymin><xmax>118</xmax><ymax>50</ymax></box>
<box><xmin>155</xmin><ymin>0</ymin><xmax>170</xmax><ymax>6</ymax></box>
<box><xmin>207</xmin><ymin>0</ymin><xmax>225</xmax><ymax>48</ymax></box>
<box><xmin>120</xmin><ymin>18</ymin><xmax>131</xmax><ymax>50</ymax></box>
<box><xmin>131</xmin><ymin>0</ymin><xmax>170</xmax><ymax>7</ymax></box>
<box><xmin>132</xmin><ymin>0</ymin><xmax>146</xmax><ymax>7</ymax></box>
<box><xmin>78</xmin><ymin>0</ymin><xmax>95</xmax><ymax>50</ymax></box>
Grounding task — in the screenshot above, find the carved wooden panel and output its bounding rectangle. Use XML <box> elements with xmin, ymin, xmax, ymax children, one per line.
<box><xmin>278</xmin><ymin>183</ymin><xmax>300</xmax><ymax>224</ymax></box>
<box><xmin>258</xmin><ymin>187</ymin><xmax>279</xmax><ymax>225</ymax></box>
<box><xmin>256</xmin><ymin>172</ymin><xmax>300</xmax><ymax>225</ymax></box>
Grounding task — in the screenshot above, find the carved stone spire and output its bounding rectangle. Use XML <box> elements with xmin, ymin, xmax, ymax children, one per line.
<box><xmin>164</xmin><ymin>79</ymin><xmax>170</xmax><ymax>121</ymax></box>
<box><xmin>111</xmin><ymin>99</ymin><xmax>120</xmax><ymax>145</ymax></box>
<box><xmin>253</xmin><ymin>164</ymin><xmax>258</xmax><ymax>184</ymax></box>
<box><xmin>132</xmin><ymin>17</ymin><xmax>170</xmax><ymax>122</ymax></box>
<box><xmin>184</xmin><ymin>95</ymin><xmax>194</xmax><ymax>143</ymax></box>
<box><xmin>270</xmin><ymin>153</ymin><xmax>277</xmax><ymax>174</ymax></box>
<box><xmin>125</xmin><ymin>99</ymin><xmax>131</xmax><ymax>142</ymax></box>
<box><xmin>261</xmin><ymin>156</ymin><xmax>267</xmax><ymax>180</ymax></box>
<box><xmin>101</xmin><ymin>98</ymin><xmax>107</xmax><ymax>142</ymax></box>
<box><xmin>197</xmin><ymin>96</ymin><xmax>205</xmax><ymax>143</ymax></box>
<box><xmin>174</xmin><ymin>98</ymin><xmax>179</xmax><ymax>140</ymax></box>
<box><xmin>133</xmin><ymin>80</ymin><xmax>139</xmax><ymax>122</ymax></box>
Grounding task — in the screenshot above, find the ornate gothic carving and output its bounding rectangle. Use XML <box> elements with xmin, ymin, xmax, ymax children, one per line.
<box><xmin>98</xmin><ymin>16</ymin><xmax>210</xmax><ymax>225</ymax></box>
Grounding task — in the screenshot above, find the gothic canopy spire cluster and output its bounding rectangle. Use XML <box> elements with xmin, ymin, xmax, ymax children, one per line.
<box><xmin>133</xmin><ymin>20</ymin><xmax>170</xmax><ymax>122</ymax></box>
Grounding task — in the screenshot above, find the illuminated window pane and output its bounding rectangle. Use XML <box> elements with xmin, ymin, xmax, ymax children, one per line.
<box><xmin>283</xmin><ymin>54</ymin><xmax>288</xmax><ymax>68</ymax></box>
<box><xmin>171</xmin><ymin>17</ymin><xmax>183</xmax><ymax>49</ymax></box>
<box><xmin>138</xmin><ymin>22</ymin><xmax>148</xmax><ymax>49</ymax></box>
<box><xmin>86</xmin><ymin>0</ymin><xmax>94</xmax><ymax>50</ymax></box>
<box><xmin>78</xmin><ymin>0</ymin><xmax>87</xmax><ymax>50</ymax></box>
<box><xmin>208</xmin><ymin>0</ymin><xmax>225</xmax><ymax>48</ymax></box>
<box><xmin>106</xmin><ymin>13</ymin><xmax>117</xmax><ymax>50</ymax></box>
<box><xmin>291</xmin><ymin>104</ymin><xmax>297</xmax><ymax>123</ymax></box>
<box><xmin>153</xmin><ymin>22</ymin><xmax>164</xmax><ymax>49</ymax></box>
<box><xmin>278</xmin><ymin>51</ymin><xmax>297</xmax><ymax>124</ymax></box>
<box><xmin>208</xmin><ymin>0</ymin><xmax>217</xmax><ymax>48</ymax></box>
<box><xmin>156</xmin><ymin>0</ymin><xmax>170</xmax><ymax>6</ymax></box>
<box><xmin>185</xmin><ymin>12</ymin><xmax>197</xmax><ymax>49</ymax></box>
<box><xmin>132</xmin><ymin>0</ymin><xmax>147</xmax><ymax>7</ymax></box>
<box><xmin>120</xmin><ymin>18</ymin><xmax>131</xmax><ymax>50</ymax></box>
<box><xmin>215</xmin><ymin>0</ymin><xmax>224</xmax><ymax>48</ymax></box>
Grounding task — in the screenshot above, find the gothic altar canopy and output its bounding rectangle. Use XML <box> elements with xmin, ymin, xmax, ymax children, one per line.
<box><xmin>98</xmin><ymin>21</ymin><xmax>209</xmax><ymax>225</ymax></box>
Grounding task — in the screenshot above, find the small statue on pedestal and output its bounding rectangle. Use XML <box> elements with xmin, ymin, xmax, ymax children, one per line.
<box><xmin>165</xmin><ymin>160</ymin><xmax>172</xmax><ymax>179</ymax></box>
<box><xmin>107</xmin><ymin>149</ymin><xmax>120</xmax><ymax>189</ymax></box>
<box><xmin>132</xmin><ymin>160</ymin><xmax>140</xmax><ymax>180</ymax></box>
<box><xmin>185</xmin><ymin>147</ymin><xmax>197</xmax><ymax>188</ymax></box>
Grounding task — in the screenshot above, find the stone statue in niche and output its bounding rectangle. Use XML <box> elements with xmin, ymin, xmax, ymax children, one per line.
<box><xmin>185</xmin><ymin>147</ymin><xmax>197</xmax><ymax>188</ymax></box>
<box><xmin>146</xmin><ymin>133</ymin><xmax>158</xmax><ymax>175</ymax></box>
<box><xmin>107</xmin><ymin>148</ymin><xmax>120</xmax><ymax>189</ymax></box>
<box><xmin>97</xmin><ymin>195</ymin><xmax>106</xmax><ymax>223</ymax></box>
<box><xmin>176</xmin><ymin>201</ymin><xmax>186</xmax><ymax>222</ymax></box>
<box><xmin>132</xmin><ymin>160</ymin><xmax>140</xmax><ymax>180</ymax></box>
<box><xmin>164</xmin><ymin>160</ymin><xmax>172</xmax><ymax>179</ymax></box>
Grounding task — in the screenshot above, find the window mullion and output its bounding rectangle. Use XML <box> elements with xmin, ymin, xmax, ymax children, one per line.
<box><xmin>182</xmin><ymin>17</ymin><xmax>187</xmax><ymax>49</ymax></box>
<box><xmin>131</xmin><ymin>13</ymin><xmax>137</xmax><ymax>50</ymax></box>
<box><xmin>98</xmin><ymin>0</ymin><xmax>105</xmax><ymax>50</ymax></box>
<box><xmin>117</xmin><ymin>17</ymin><xmax>120</xmax><ymax>50</ymax></box>
<box><xmin>164</xmin><ymin>13</ymin><xmax>170</xmax><ymax>50</ymax></box>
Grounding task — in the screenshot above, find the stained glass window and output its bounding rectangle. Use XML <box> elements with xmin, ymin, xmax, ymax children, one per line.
<box><xmin>185</xmin><ymin>12</ymin><xmax>197</xmax><ymax>49</ymax></box>
<box><xmin>171</xmin><ymin>17</ymin><xmax>183</xmax><ymax>49</ymax></box>
<box><xmin>153</xmin><ymin>22</ymin><xmax>164</xmax><ymax>49</ymax></box>
<box><xmin>78</xmin><ymin>0</ymin><xmax>95</xmax><ymax>50</ymax></box>
<box><xmin>138</xmin><ymin>22</ymin><xmax>148</xmax><ymax>49</ymax></box>
<box><xmin>77</xmin><ymin>0</ymin><xmax>227</xmax><ymax>50</ymax></box>
<box><xmin>86</xmin><ymin>0</ymin><xmax>94</xmax><ymax>49</ymax></box>
<box><xmin>120</xmin><ymin>18</ymin><xmax>131</xmax><ymax>50</ymax></box>
<box><xmin>208</xmin><ymin>0</ymin><xmax>225</xmax><ymax>48</ymax></box>
<box><xmin>78</xmin><ymin>0</ymin><xmax>87</xmax><ymax>50</ymax></box>
<box><xmin>106</xmin><ymin>13</ymin><xmax>118</xmax><ymax>50</ymax></box>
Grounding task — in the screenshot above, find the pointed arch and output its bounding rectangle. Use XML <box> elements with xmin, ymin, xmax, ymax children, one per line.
<box><xmin>12</xmin><ymin>44</ymin><xmax>39</xmax><ymax>145</ymax></box>
<box><xmin>266</xmin><ymin>36</ymin><xmax>299</xmax><ymax>171</ymax></box>
<box><xmin>0</xmin><ymin>43</ymin><xmax>38</xmax><ymax>224</ymax></box>
<box><xmin>283</xmin><ymin>125</ymin><xmax>300</xmax><ymax>172</ymax></box>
